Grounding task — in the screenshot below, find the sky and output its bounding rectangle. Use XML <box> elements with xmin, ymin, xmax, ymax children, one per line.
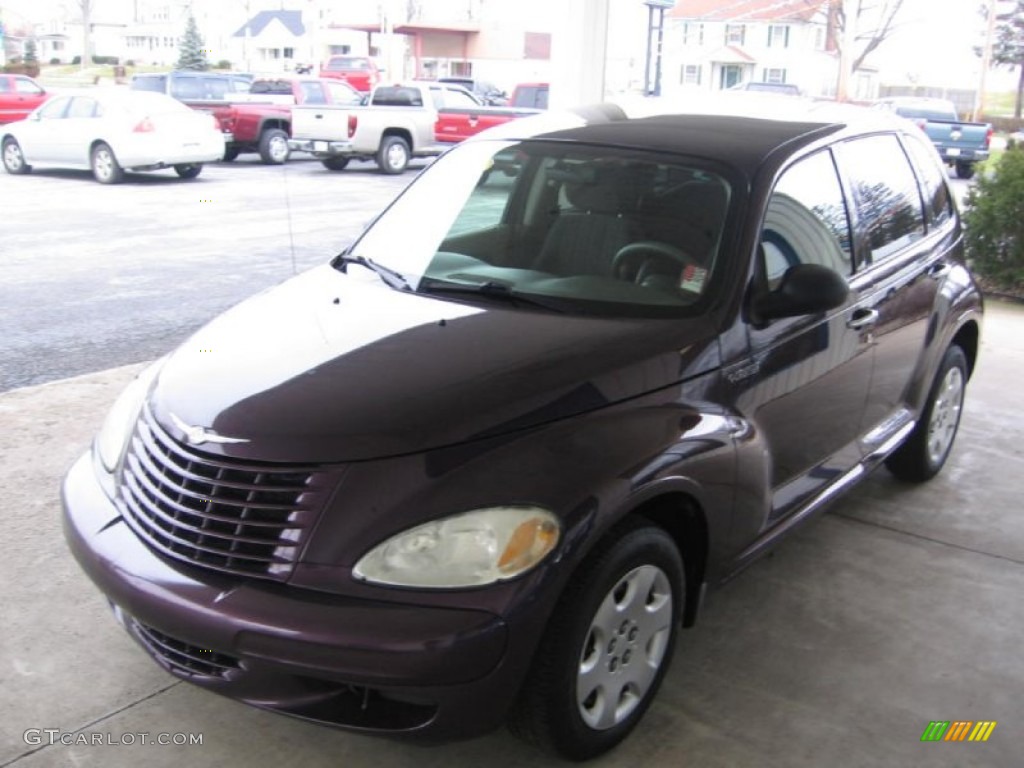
<box><xmin>0</xmin><ymin>0</ymin><xmax>1017</xmax><ymax>91</ymax></box>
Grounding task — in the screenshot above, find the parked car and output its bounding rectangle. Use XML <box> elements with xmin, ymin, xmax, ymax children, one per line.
<box><xmin>319</xmin><ymin>55</ymin><xmax>381</xmax><ymax>93</ymax></box>
<box><xmin>130</xmin><ymin>71</ymin><xmax>252</xmax><ymax>102</ymax></box>
<box><xmin>0</xmin><ymin>74</ymin><xmax>52</xmax><ymax>123</ymax></box>
<box><xmin>63</xmin><ymin>99</ymin><xmax>981</xmax><ymax>759</ymax></box>
<box><xmin>204</xmin><ymin>76</ymin><xmax>363</xmax><ymax>164</ymax></box>
<box><xmin>290</xmin><ymin>80</ymin><xmax>535</xmax><ymax>173</ymax></box>
<box><xmin>510</xmin><ymin>82</ymin><xmax>549</xmax><ymax>109</ymax></box>
<box><xmin>438</xmin><ymin>76</ymin><xmax>508</xmax><ymax>105</ymax></box>
<box><xmin>730</xmin><ymin>80</ymin><xmax>802</xmax><ymax>96</ymax></box>
<box><xmin>874</xmin><ymin>96</ymin><xmax>992</xmax><ymax>179</ymax></box>
<box><xmin>2</xmin><ymin>90</ymin><xmax>225</xmax><ymax>183</ymax></box>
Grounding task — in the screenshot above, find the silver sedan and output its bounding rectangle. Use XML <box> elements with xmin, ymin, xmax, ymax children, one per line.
<box><xmin>1</xmin><ymin>89</ymin><xmax>225</xmax><ymax>183</ymax></box>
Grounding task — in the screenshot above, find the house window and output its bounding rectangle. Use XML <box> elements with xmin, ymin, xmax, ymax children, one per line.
<box><xmin>725</xmin><ymin>24</ymin><xmax>745</xmax><ymax>46</ymax></box>
<box><xmin>681</xmin><ymin>64</ymin><xmax>702</xmax><ymax>85</ymax></box>
<box><xmin>450</xmin><ymin>60</ymin><xmax>472</xmax><ymax>76</ymax></box>
<box><xmin>768</xmin><ymin>25</ymin><xmax>789</xmax><ymax>48</ymax></box>
<box><xmin>682</xmin><ymin>22</ymin><xmax>704</xmax><ymax>46</ymax></box>
<box><xmin>814</xmin><ymin>25</ymin><xmax>826</xmax><ymax>50</ymax></box>
<box><xmin>328</xmin><ymin>45</ymin><xmax>352</xmax><ymax>55</ymax></box>
<box><xmin>283</xmin><ymin>47</ymin><xmax>295</xmax><ymax>59</ymax></box>
<box><xmin>764</xmin><ymin>68</ymin><xmax>786</xmax><ymax>84</ymax></box>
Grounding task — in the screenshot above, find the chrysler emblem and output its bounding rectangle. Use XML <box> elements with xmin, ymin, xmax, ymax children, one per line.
<box><xmin>169</xmin><ymin>413</ymin><xmax>250</xmax><ymax>446</ymax></box>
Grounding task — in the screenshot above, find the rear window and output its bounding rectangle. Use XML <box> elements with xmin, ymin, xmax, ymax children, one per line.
<box><xmin>326</xmin><ymin>57</ymin><xmax>369</xmax><ymax>71</ymax></box>
<box><xmin>371</xmin><ymin>86</ymin><xmax>423</xmax><ymax>107</ymax></box>
<box><xmin>131</xmin><ymin>75</ymin><xmax>167</xmax><ymax>93</ymax></box>
<box><xmin>250</xmin><ymin>80</ymin><xmax>293</xmax><ymax>95</ymax></box>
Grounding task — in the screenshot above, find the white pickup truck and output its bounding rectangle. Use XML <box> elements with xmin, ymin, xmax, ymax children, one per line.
<box><xmin>289</xmin><ymin>81</ymin><xmax>536</xmax><ymax>174</ymax></box>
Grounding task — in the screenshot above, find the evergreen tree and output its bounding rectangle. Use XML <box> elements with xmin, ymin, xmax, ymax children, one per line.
<box><xmin>24</xmin><ymin>38</ymin><xmax>38</xmax><ymax>65</ymax></box>
<box><xmin>176</xmin><ymin>14</ymin><xmax>209</xmax><ymax>72</ymax></box>
<box><xmin>992</xmin><ymin>0</ymin><xmax>1024</xmax><ymax>117</ymax></box>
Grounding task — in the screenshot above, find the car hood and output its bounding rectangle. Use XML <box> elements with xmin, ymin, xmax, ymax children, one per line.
<box><xmin>150</xmin><ymin>265</ymin><xmax>720</xmax><ymax>463</ymax></box>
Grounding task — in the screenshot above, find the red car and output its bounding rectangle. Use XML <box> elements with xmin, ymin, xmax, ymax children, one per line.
<box><xmin>319</xmin><ymin>55</ymin><xmax>380</xmax><ymax>93</ymax></box>
<box><xmin>0</xmin><ymin>74</ymin><xmax>51</xmax><ymax>124</ymax></box>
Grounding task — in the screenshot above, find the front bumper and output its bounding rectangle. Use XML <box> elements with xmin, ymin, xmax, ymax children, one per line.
<box><xmin>61</xmin><ymin>453</ymin><xmax>519</xmax><ymax>741</ymax></box>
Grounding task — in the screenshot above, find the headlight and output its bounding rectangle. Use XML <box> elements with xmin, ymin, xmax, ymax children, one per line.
<box><xmin>94</xmin><ymin>360</ymin><xmax>162</xmax><ymax>474</ymax></box>
<box><xmin>353</xmin><ymin>506</ymin><xmax>560</xmax><ymax>588</ymax></box>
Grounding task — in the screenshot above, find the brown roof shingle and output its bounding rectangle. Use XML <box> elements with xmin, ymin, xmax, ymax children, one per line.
<box><xmin>667</xmin><ymin>0</ymin><xmax>829</xmax><ymax>23</ymax></box>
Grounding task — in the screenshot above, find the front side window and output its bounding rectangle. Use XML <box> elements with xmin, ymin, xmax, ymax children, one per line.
<box><xmin>15</xmin><ymin>77</ymin><xmax>44</xmax><ymax>95</ymax></box>
<box><xmin>762</xmin><ymin>150</ymin><xmax>852</xmax><ymax>290</ymax></box>
<box><xmin>347</xmin><ymin>140</ymin><xmax>733</xmax><ymax>317</ymax></box>
<box><xmin>839</xmin><ymin>135</ymin><xmax>926</xmax><ymax>265</ymax></box>
<box><xmin>36</xmin><ymin>96</ymin><xmax>70</xmax><ymax>120</ymax></box>
<box><xmin>67</xmin><ymin>97</ymin><xmax>98</xmax><ymax>118</ymax></box>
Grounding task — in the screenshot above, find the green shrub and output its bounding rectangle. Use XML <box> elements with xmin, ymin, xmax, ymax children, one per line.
<box><xmin>963</xmin><ymin>147</ymin><xmax>1024</xmax><ymax>295</ymax></box>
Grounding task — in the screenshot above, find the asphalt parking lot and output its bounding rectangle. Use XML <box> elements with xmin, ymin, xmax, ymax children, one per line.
<box><xmin>1</xmin><ymin>156</ymin><xmax>1021</xmax><ymax>767</ymax></box>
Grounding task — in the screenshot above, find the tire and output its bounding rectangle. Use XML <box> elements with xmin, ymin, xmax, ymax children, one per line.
<box><xmin>2</xmin><ymin>137</ymin><xmax>31</xmax><ymax>175</ymax></box>
<box><xmin>954</xmin><ymin>161</ymin><xmax>975</xmax><ymax>180</ymax></box>
<box><xmin>508</xmin><ymin>518</ymin><xmax>684</xmax><ymax>760</ymax></box>
<box><xmin>886</xmin><ymin>345</ymin><xmax>968</xmax><ymax>482</ymax></box>
<box><xmin>321</xmin><ymin>157</ymin><xmax>350</xmax><ymax>171</ymax></box>
<box><xmin>174</xmin><ymin>164</ymin><xmax>203</xmax><ymax>179</ymax></box>
<box><xmin>91</xmin><ymin>142</ymin><xmax>124</xmax><ymax>184</ymax></box>
<box><xmin>221</xmin><ymin>146</ymin><xmax>240</xmax><ymax>162</ymax></box>
<box><xmin>258</xmin><ymin>128</ymin><xmax>290</xmax><ymax>165</ymax></box>
<box><xmin>376</xmin><ymin>135</ymin><xmax>410</xmax><ymax>174</ymax></box>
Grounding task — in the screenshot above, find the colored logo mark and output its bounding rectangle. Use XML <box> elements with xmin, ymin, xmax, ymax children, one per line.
<box><xmin>921</xmin><ymin>721</ymin><xmax>997</xmax><ymax>742</ymax></box>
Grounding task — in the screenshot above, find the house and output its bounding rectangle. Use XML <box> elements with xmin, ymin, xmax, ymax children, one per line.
<box><xmin>663</xmin><ymin>0</ymin><xmax>879</xmax><ymax>100</ymax></box>
<box><xmin>232</xmin><ymin>10</ymin><xmax>308</xmax><ymax>72</ymax></box>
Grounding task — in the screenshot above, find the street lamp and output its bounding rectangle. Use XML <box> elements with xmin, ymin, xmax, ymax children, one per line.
<box><xmin>643</xmin><ymin>0</ymin><xmax>673</xmax><ymax>96</ymax></box>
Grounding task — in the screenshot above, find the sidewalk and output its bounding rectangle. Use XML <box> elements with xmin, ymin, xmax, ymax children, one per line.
<box><xmin>1</xmin><ymin>302</ymin><xmax>1021</xmax><ymax>767</ymax></box>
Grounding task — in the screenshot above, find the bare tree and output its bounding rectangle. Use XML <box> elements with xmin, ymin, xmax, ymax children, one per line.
<box><xmin>830</xmin><ymin>0</ymin><xmax>906</xmax><ymax>100</ymax></box>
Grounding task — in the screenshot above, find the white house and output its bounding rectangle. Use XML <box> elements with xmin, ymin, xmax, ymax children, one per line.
<box><xmin>663</xmin><ymin>0</ymin><xmax>879</xmax><ymax>101</ymax></box>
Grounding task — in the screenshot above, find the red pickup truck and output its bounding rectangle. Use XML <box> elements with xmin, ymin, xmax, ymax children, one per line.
<box><xmin>203</xmin><ymin>77</ymin><xmax>363</xmax><ymax>164</ymax></box>
<box><xmin>0</xmin><ymin>74</ymin><xmax>51</xmax><ymax>123</ymax></box>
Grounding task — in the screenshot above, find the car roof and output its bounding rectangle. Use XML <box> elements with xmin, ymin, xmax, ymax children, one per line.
<box><xmin>478</xmin><ymin>95</ymin><xmax>910</xmax><ymax>174</ymax></box>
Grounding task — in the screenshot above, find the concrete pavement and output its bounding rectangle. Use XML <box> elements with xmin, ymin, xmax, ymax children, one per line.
<box><xmin>1</xmin><ymin>300</ymin><xmax>1021</xmax><ymax>768</ymax></box>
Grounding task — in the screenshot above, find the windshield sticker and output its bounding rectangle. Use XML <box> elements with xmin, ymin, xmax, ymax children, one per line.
<box><xmin>680</xmin><ymin>264</ymin><xmax>707</xmax><ymax>292</ymax></box>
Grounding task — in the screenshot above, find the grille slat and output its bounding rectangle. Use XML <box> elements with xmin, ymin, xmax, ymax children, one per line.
<box><xmin>117</xmin><ymin>405</ymin><xmax>327</xmax><ymax>580</ymax></box>
<box><xmin>132</xmin><ymin>620</ymin><xmax>240</xmax><ymax>678</ymax></box>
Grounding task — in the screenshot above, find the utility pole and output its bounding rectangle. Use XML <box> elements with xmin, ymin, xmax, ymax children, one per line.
<box><xmin>974</xmin><ymin>0</ymin><xmax>998</xmax><ymax>121</ymax></box>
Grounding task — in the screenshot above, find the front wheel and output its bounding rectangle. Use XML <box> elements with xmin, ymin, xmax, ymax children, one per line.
<box><xmin>258</xmin><ymin>128</ymin><xmax>290</xmax><ymax>164</ymax></box>
<box><xmin>91</xmin><ymin>142</ymin><xmax>124</xmax><ymax>184</ymax></box>
<box><xmin>955</xmin><ymin>160</ymin><xmax>975</xmax><ymax>180</ymax></box>
<box><xmin>174</xmin><ymin>163</ymin><xmax>203</xmax><ymax>179</ymax></box>
<box><xmin>2</xmin><ymin>137</ymin><xmax>31</xmax><ymax>175</ymax></box>
<box><xmin>376</xmin><ymin>135</ymin><xmax>410</xmax><ymax>174</ymax></box>
<box><xmin>508</xmin><ymin>518</ymin><xmax>683</xmax><ymax>760</ymax></box>
<box><xmin>886</xmin><ymin>344</ymin><xmax>968</xmax><ymax>482</ymax></box>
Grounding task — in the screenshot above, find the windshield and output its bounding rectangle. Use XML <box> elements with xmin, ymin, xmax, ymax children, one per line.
<box><xmin>346</xmin><ymin>140</ymin><xmax>732</xmax><ymax>317</ymax></box>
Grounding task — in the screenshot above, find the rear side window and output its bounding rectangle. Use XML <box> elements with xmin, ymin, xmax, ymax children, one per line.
<box><xmin>901</xmin><ymin>133</ymin><xmax>954</xmax><ymax>230</ymax></box>
<box><xmin>840</xmin><ymin>134</ymin><xmax>926</xmax><ymax>265</ymax></box>
<box><xmin>762</xmin><ymin>149</ymin><xmax>852</xmax><ymax>290</ymax></box>
<box><xmin>67</xmin><ymin>97</ymin><xmax>99</xmax><ymax>118</ymax></box>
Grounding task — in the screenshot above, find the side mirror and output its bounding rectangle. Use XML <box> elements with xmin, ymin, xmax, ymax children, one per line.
<box><xmin>753</xmin><ymin>263</ymin><xmax>848</xmax><ymax>322</ymax></box>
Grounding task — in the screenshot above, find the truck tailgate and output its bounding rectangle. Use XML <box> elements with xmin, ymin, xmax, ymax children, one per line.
<box><xmin>291</xmin><ymin>105</ymin><xmax>357</xmax><ymax>141</ymax></box>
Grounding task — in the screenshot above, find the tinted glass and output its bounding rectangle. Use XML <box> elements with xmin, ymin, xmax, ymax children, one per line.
<box><xmin>901</xmin><ymin>133</ymin><xmax>953</xmax><ymax>229</ymax></box>
<box><xmin>840</xmin><ymin>135</ymin><xmax>926</xmax><ymax>265</ymax></box>
<box><xmin>326</xmin><ymin>57</ymin><xmax>369</xmax><ymax>71</ymax></box>
<box><xmin>251</xmin><ymin>80</ymin><xmax>292</xmax><ymax>95</ymax></box>
<box><xmin>762</xmin><ymin>150</ymin><xmax>852</xmax><ymax>289</ymax></box>
<box><xmin>372</xmin><ymin>86</ymin><xmax>423</xmax><ymax>106</ymax></box>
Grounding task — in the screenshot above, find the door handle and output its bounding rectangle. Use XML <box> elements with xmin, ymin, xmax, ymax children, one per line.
<box><xmin>847</xmin><ymin>308</ymin><xmax>879</xmax><ymax>331</ymax></box>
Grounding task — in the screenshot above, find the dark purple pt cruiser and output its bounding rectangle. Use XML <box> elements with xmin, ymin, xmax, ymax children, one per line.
<box><xmin>63</xmin><ymin>100</ymin><xmax>982</xmax><ymax>759</ymax></box>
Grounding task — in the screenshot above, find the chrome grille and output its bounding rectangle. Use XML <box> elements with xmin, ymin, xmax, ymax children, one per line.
<box><xmin>131</xmin><ymin>619</ymin><xmax>240</xmax><ymax>678</ymax></box>
<box><xmin>118</xmin><ymin>404</ymin><xmax>328</xmax><ymax>580</ymax></box>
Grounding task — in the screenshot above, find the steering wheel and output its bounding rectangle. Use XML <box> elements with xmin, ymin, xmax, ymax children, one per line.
<box><xmin>612</xmin><ymin>241</ymin><xmax>698</xmax><ymax>284</ymax></box>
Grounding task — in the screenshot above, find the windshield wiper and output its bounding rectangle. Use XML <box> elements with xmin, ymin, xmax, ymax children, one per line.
<box><xmin>417</xmin><ymin>278</ymin><xmax>566</xmax><ymax>313</ymax></box>
<box><xmin>334</xmin><ymin>253</ymin><xmax>411</xmax><ymax>292</ymax></box>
